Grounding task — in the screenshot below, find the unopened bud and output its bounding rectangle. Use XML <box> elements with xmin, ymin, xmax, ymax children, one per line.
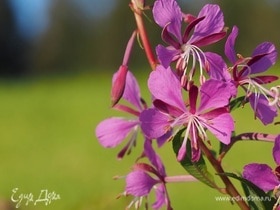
<box><xmin>111</xmin><ymin>65</ymin><xmax>128</xmax><ymax>106</ymax></box>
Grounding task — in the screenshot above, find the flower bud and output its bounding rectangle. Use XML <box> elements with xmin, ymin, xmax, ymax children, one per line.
<box><xmin>111</xmin><ymin>65</ymin><xmax>128</xmax><ymax>106</ymax></box>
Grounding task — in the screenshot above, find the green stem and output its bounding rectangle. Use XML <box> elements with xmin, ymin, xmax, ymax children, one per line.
<box><xmin>198</xmin><ymin>137</ymin><xmax>250</xmax><ymax>210</ymax></box>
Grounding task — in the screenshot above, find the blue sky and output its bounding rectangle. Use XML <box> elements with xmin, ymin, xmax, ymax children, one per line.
<box><xmin>8</xmin><ymin>0</ymin><xmax>117</xmax><ymax>39</ymax></box>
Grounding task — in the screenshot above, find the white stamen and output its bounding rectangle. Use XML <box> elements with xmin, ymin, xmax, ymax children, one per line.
<box><xmin>180</xmin><ymin>44</ymin><xmax>207</xmax><ymax>85</ymax></box>
<box><xmin>240</xmin><ymin>76</ymin><xmax>279</xmax><ymax>109</ymax></box>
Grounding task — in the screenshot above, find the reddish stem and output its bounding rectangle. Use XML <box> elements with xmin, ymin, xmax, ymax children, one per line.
<box><xmin>198</xmin><ymin>137</ymin><xmax>250</xmax><ymax>210</ymax></box>
<box><xmin>130</xmin><ymin>1</ymin><xmax>158</xmax><ymax>70</ymax></box>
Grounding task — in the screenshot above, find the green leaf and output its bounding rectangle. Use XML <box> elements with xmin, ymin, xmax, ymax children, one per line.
<box><xmin>229</xmin><ymin>96</ymin><xmax>246</xmax><ymax>112</ymax></box>
<box><xmin>172</xmin><ymin>129</ymin><xmax>217</xmax><ymax>188</ymax></box>
<box><xmin>219</xmin><ymin>172</ymin><xmax>276</xmax><ymax>209</ymax></box>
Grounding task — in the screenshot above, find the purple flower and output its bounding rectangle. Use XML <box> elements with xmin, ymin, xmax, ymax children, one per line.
<box><xmin>123</xmin><ymin>140</ymin><xmax>172</xmax><ymax>210</ymax></box>
<box><xmin>95</xmin><ymin>71</ymin><xmax>146</xmax><ymax>159</ymax></box>
<box><xmin>140</xmin><ymin>65</ymin><xmax>234</xmax><ymax>161</ymax></box>
<box><xmin>122</xmin><ymin>140</ymin><xmax>197</xmax><ymax>209</ymax></box>
<box><xmin>243</xmin><ymin>135</ymin><xmax>280</xmax><ymax>192</ymax></box>
<box><xmin>225</xmin><ymin>26</ymin><xmax>279</xmax><ymax>124</ymax></box>
<box><xmin>153</xmin><ymin>0</ymin><xmax>226</xmax><ymax>86</ymax></box>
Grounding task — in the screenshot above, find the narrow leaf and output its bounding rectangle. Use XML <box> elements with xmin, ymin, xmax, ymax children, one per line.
<box><xmin>229</xmin><ymin>96</ymin><xmax>246</xmax><ymax>112</ymax></box>
<box><xmin>172</xmin><ymin>129</ymin><xmax>217</xmax><ymax>188</ymax></box>
<box><xmin>241</xmin><ymin>181</ymin><xmax>263</xmax><ymax>210</ymax></box>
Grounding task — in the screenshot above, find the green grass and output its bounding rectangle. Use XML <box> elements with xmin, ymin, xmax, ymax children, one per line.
<box><xmin>0</xmin><ymin>70</ymin><xmax>279</xmax><ymax>210</ymax></box>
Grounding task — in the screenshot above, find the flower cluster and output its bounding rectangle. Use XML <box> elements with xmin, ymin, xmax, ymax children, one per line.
<box><xmin>95</xmin><ymin>0</ymin><xmax>280</xmax><ymax>209</ymax></box>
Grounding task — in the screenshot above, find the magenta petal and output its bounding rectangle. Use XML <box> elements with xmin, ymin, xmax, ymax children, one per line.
<box><xmin>95</xmin><ymin>117</ymin><xmax>138</xmax><ymax>148</ymax></box>
<box><xmin>126</xmin><ymin>171</ymin><xmax>158</xmax><ymax>197</ymax></box>
<box><xmin>153</xmin><ymin>99</ymin><xmax>184</xmax><ymax>117</ymax></box>
<box><xmin>198</xmin><ymin>80</ymin><xmax>231</xmax><ymax>112</ymax></box>
<box><xmin>243</xmin><ymin>163</ymin><xmax>279</xmax><ymax>192</ymax></box>
<box><xmin>225</xmin><ymin>26</ymin><xmax>238</xmax><ymax>64</ymax></box>
<box><xmin>148</xmin><ymin>65</ymin><xmax>186</xmax><ymax>112</ymax></box>
<box><xmin>205</xmin><ymin>52</ymin><xmax>229</xmax><ymax>81</ymax></box>
<box><xmin>177</xmin><ymin>142</ymin><xmax>187</xmax><ymax>162</ymax></box>
<box><xmin>140</xmin><ymin>108</ymin><xmax>170</xmax><ymax>139</ymax></box>
<box><xmin>204</xmin><ymin>113</ymin><xmax>234</xmax><ymax>145</ymax></box>
<box><xmin>191</xmin><ymin>146</ymin><xmax>201</xmax><ymax>162</ymax></box>
<box><xmin>189</xmin><ymin>4</ymin><xmax>224</xmax><ymax>44</ymax></box>
<box><xmin>153</xmin><ymin>0</ymin><xmax>182</xmax><ymax>41</ymax></box>
<box><xmin>273</xmin><ymin>135</ymin><xmax>280</xmax><ymax>165</ymax></box>
<box><xmin>249</xmin><ymin>94</ymin><xmax>278</xmax><ymax>125</ymax></box>
<box><xmin>144</xmin><ymin>140</ymin><xmax>166</xmax><ymax>176</ymax></box>
<box><xmin>156</xmin><ymin>131</ymin><xmax>172</xmax><ymax>148</ymax></box>
<box><xmin>249</xmin><ymin>42</ymin><xmax>277</xmax><ymax>74</ymax></box>
<box><xmin>152</xmin><ymin>184</ymin><xmax>167</xmax><ymax>209</ymax></box>
<box><xmin>122</xmin><ymin>71</ymin><xmax>143</xmax><ymax>111</ymax></box>
<box><xmin>156</xmin><ymin>45</ymin><xmax>180</xmax><ymax>68</ymax></box>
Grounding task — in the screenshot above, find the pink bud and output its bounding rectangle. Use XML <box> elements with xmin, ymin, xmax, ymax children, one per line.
<box><xmin>111</xmin><ymin>65</ymin><xmax>128</xmax><ymax>106</ymax></box>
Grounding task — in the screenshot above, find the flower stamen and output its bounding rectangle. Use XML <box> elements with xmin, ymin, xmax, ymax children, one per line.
<box><xmin>180</xmin><ymin>44</ymin><xmax>207</xmax><ymax>87</ymax></box>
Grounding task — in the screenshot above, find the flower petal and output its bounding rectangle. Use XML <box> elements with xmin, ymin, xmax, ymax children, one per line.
<box><xmin>156</xmin><ymin>131</ymin><xmax>172</xmax><ymax>148</ymax></box>
<box><xmin>203</xmin><ymin>113</ymin><xmax>234</xmax><ymax>145</ymax></box>
<box><xmin>189</xmin><ymin>4</ymin><xmax>224</xmax><ymax>44</ymax></box>
<box><xmin>156</xmin><ymin>45</ymin><xmax>180</xmax><ymax>68</ymax></box>
<box><xmin>152</xmin><ymin>184</ymin><xmax>168</xmax><ymax>209</ymax></box>
<box><xmin>198</xmin><ymin>79</ymin><xmax>231</xmax><ymax>113</ymax></box>
<box><xmin>153</xmin><ymin>99</ymin><xmax>184</xmax><ymax>117</ymax></box>
<box><xmin>95</xmin><ymin>117</ymin><xmax>138</xmax><ymax>148</ymax></box>
<box><xmin>225</xmin><ymin>26</ymin><xmax>238</xmax><ymax>64</ymax></box>
<box><xmin>153</xmin><ymin>0</ymin><xmax>182</xmax><ymax>41</ymax></box>
<box><xmin>148</xmin><ymin>65</ymin><xmax>186</xmax><ymax>112</ymax></box>
<box><xmin>249</xmin><ymin>42</ymin><xmax>278</xmax><ymax>74</ymax></box>
<box><xmin>144</xmin><ymin>140</ymin><xmax>166</xmax><ymax>176</ymax></box>
<box><xmin>205</xmin><ymin>52</ymin><xmax>229</xmax><ymax>81</ymax></box>
<box><xmin>122</xmin><ymin>71</ymin><xmax>143</xmax><ymax>111</ymax></box>
<box><xmin>126</xmin><ymin>171</ymin><xmax>158</xmax><ymax>197</ymax></box>
<box><xmin>243</xmin><ymin>163</ymin><xmax>279</xmax><ymax>192</ymax></box>
<box><xmin>273</xmin><ymin>135</ymin><xmax>280</xmax><ymax>165</ymax></box>
<box><xmin>249</xmin><ymin>94</ymin><xmax>278</xmax><ymax>125</ymax></box>
<box><xmin>205</xmin><ymin>52</ymin><xmax>237</xmax><ymax>97</ymax></box>
<box><xmin>140</xmin><ymin>108</ymin><xmax>171</xmax><ymax>139</ymax></box>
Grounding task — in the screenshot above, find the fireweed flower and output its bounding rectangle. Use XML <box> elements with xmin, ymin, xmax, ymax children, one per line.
<box><xmin>121</xmin><ymin>140</ymin><xmax>172</xmax><ymax>210</ymax></box>
<box><xmin>95</xmin><ymin>71</ymin><xmax>147</xmax><ymax>159</ymax></box>
<box><xmin>225</xmin><ymin>26</ymin><xmax>279</xmax><ymax>124</ymax></box>
<box><xmin>140</xmin><ymin>65</ymin><xmax>234</xmax><ymax>162</ymax></box>
<box><xmin>153</xmin><ymin>0</ymin><xmax>226</xmax><ymax>87</ymax></box>
<box><xmin>243</xmin><ymin>135</ymin><xmax>280</xmax><ymax>194</ymax></box>
<box><xmin>121</xmin><ymin>140</ymin><xmax>196</xmax><ymax>210</ymax></box>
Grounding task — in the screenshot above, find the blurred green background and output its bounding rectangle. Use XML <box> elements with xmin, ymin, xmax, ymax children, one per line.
<box><xmin>0</xmin><ymin>0</ymin><xmax>280</xmax><ymax>209</ymax></box>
